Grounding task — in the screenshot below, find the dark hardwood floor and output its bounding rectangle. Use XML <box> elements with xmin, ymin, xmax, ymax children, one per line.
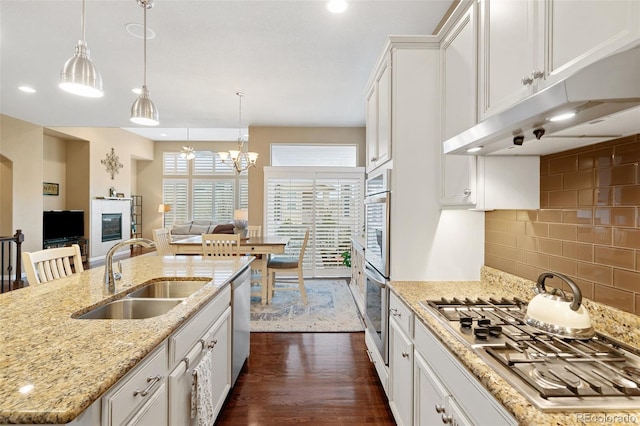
<box><xmin>216</xmin><ymin>333</ymin><xmax>395</xmax><ymax>425</ymax></box>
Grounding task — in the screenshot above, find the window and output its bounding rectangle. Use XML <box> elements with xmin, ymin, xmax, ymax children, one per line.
<box><xmin>162</xmin><ymin>151</ymin><xmax>247</xmax><ymax>226</ymax></box>
<box><xmin>264</xmin><ymin>166</ymin><xmax>364</xmax><ymax>276</ymax></box>
<box><xmin>271</xmin><ymin>144</ymin><xmax>357</xmax><ymax>167</ymax></box>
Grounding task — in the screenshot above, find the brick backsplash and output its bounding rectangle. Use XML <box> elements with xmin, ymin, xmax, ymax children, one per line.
<box><xmin>485</xmin><ymin>135</ymin><xmax>640</xmax><ymax>315</ymax></box>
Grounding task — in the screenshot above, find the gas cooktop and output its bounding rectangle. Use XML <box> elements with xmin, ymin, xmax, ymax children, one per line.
<box><xmin>419</xmin><ymin>297</ymin><xmax>640</xmax><ymax>412</ymax></box>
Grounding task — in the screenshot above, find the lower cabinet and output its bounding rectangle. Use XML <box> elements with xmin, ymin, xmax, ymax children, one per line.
<box><xmin>100</xmin><ymin>285</ymin><xmax>233</xmax><ymax>426</ymax></box>
<box><xmin>349</xmin><ymin>239</ymin><xmax>365</xmax><ymax>315</ymax></box>
<box><xmin>388</xmin><ymin>317</ymin><xmax>413</xmax><ymax>426</ymax></box>
<box><xmin>168</xmin><ymin>307</ymin><xmax>232</xmax><ymax>425</ymax></box>
<box><xmin>379</xmin><ymin>292</ymin><xmax>517</xmax><ymax>426</ymax></box>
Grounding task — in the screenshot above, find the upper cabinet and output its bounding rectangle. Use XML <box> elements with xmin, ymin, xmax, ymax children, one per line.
<box><xmin>441</xmin><ymin>3</ymin><xmax>478</xmax><ymax>206</ymax></box>
<box><xmin>366</xmin><ymin>56</ymin><xmax>392</xmax><ymax>172</ymax></box>
<box><xmin>478</xmin><ymin>0</ymin><xmax>640</xmax><ymax>121</ymax></box>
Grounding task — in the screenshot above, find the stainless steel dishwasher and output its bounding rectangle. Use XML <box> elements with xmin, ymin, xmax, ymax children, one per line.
<box><xmin>231</xmin><ymin>266</ymin><xmax>251</xmax><ymax>385</ymax></box>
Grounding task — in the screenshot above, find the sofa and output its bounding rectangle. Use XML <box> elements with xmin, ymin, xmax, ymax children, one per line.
<box><xmin>169</xmin><ymin>220</ymin><xmax>235</xmax><ymax>240</ymax></box>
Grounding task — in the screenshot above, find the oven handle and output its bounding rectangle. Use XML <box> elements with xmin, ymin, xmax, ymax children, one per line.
<box><xmin>365</xmin><ymin>264</ymin><xmax>386</xmax><ymax>288</ymax></box>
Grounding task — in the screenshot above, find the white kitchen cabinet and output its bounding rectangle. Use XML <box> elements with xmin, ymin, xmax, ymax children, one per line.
<box><xmin>102</xmin><ymin>343</ymin><xmax>168</xmax><ymax>426</ymax></box>
<box><xmin>440</xmin><ymin>3</ymin><xmax>478</xmax><ymax>206</ymax></box>
<box><xmin>168</xmin><ymin>307</ymin><xmax>232</xmax><ymax>426</ymax></box>
<box><xmin>365</xmin><ymin>328</ymin><xmax>388</xmax><ymax>395</ymax></box>
<box><xmin>366</xmin><ymin>56</ymin><xmax>392</xmax><ymax>172</ymax></box>
<box><xmin>388</xmin><ymin>293</ymin><xmax>414</xmax><ymax>426</ymax></box>
<box><xmin>478</xmin><ymin>0</ymin><xmax>640</xmax><ymax>121</ymax></box>
<box><xmin>413</xmin><ymin>319</ymin><xmax>516</xmax><ymax>425</ymax></box>
<box><xmin>349</xmin><ymin>239</ymin><xmax>365</xmax><ymax>315</ymax></box>
<box><xmin>414</xmin><ymin>351</ymin><xmax>471</xmax><ymax>426</ymax></box>
<box><xmin>126</xmin><ymin>383</ymin><xmax>168</xmax><ymax>426</ymax></box>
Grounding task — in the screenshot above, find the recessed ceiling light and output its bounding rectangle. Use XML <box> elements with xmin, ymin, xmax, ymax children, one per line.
<box><xmin>160</xmin><ymin>133</ymin><xmax>167</xmax><ymax>137</ymax></box>
<box><xmin>125</xmin><ymin>23</ymin><xmax>156</xmax><ymax>40</ymax></box>
<box><xmin>466</xmin><ymin>146</ymin><xmax>482</xmax><ymax>153</ymax></box>
<box><xmin>327</xmin><ymin>0</ymin><xmax>348</xmax><ymax>13</ymax></box>
<box><xmin>18</xmin><ymin>86</ymin><xmax>37</xmax><ymax>93</ymax></box>
<box><xmin>132</xmin><ymin>87</ymin><xmax>142</xmax><ymax>95</ymax></box>
<box><xmin>548</xmin><ymin>112</ymin><xmax>576</xmax><ymax>122</ymax></box>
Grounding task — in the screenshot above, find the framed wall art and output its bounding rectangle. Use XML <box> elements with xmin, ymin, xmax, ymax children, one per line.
<box><xmin>43</xmin><ymin>182</ymin><xmax>59</xmax><ymax>196</ymax></box>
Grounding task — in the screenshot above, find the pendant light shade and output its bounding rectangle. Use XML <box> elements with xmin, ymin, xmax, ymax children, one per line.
<box><xmin>130</xmin><ymin>0</ymin><xmax>159</xmax><ymax>126</ymax></box>
<box><xmin>130</xmin><ymin>85</ymin><xmax>159</xmax><ymax>126</ymax></box>
<box><xmin>59</xmin><ymin>0</ymin><xmax>103</xmax><ymax>97</ymax></box>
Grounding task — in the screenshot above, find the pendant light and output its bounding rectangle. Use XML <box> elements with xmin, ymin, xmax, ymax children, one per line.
<box><xmin>130</xmin><ymin>0</ymin><xmax>159</xmax><ymax>126</ymax></box>
<box><xmin>218</xmin><ymin>92</ymin><xmax>259</xmax><ymax>173</ymax></box>
<box><xmin>59</xmin><ymin>0</ymin><xmax>103</xmax><ymax>97</ymax></box>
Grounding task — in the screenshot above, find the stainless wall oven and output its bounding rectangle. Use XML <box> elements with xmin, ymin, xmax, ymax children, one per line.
<box><xmin>363</xmin><ymin>169</ymin><xmax>391</xmax><ymax>364</ymax></box>
<box><xmin>364</xmin><ymin>169</ymin><xmax>390</xmax><ymax>279</ymax></box>
<box><xmin>364</xmin><ymin>262</ymin><xmax>389</xmax><ymax>364</ymax></box>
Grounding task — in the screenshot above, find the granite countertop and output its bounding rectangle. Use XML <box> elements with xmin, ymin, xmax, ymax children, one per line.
<box><xmin>0</xmin><ymin>254</ymin><xmax>252</xmax><ymax>425</ymax></box>
<box><xmin>390</xmin><ymin>266</ymin><xmax>640</xmax><ymax>426</ymax></box>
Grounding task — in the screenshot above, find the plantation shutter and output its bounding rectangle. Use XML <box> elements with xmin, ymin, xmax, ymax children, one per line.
<box><xmin>264</xmin><ymin>167</ymin><xmax>364</xmax><ymax>276</ymax></box>
<box><xmin>193</xmin><ymin>151</ymin><xmax>215</xmax><ymax>175</ymax></box>
<box><xmin>192</xmin><ymin>180</ymin><xmax>214</xmax><ymax>220</ymax></box>
<box><xmin>213</xmin><ymin>180</ymin><xmax>236</xmax><ymax>222</ymax></box>
<box><xmin>163</xmin><ymin>152</ymin><xmax>188</xmax><ymax>175</ymax></box>
<box><xmin>162</xmin><ymin>179</ymin><xmax>188</xmax><ymax>227</ymax></box>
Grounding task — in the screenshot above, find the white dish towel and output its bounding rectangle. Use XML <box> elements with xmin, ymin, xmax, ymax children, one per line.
<box><xmin>191</xmin><ymin>349</ymin><xmax>214</xmax><ymax>426</ymax></box>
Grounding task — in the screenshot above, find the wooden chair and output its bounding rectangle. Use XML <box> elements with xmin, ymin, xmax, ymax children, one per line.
<box><xmin>152</xmin><ymin>228</ymin><xmax>174</xmax><ymax>256</ymax></box>
<box><xmin>201</xmin><ymin>233</ymin><xmax>240</xmax><ymax>257</ymax></box>
<box><xmin>247</xmin><ymin>225</ymin><xmax>262</xmax><ymax>238</ymax></box>
<box><xmin>266</xmin><ymin>229</ymin><xmax>310</xmax><ymax>304</ymax></box>
<box><xmin>22</xmin><ymin>244</ymin><xmax>84</xmax><ymax>285</ymax></box>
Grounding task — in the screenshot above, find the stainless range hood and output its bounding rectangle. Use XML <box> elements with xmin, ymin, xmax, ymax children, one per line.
<box><xmin>443</xmin><ymin>47</ymin><xmax>640</xmax><ymax>156</ymax></box>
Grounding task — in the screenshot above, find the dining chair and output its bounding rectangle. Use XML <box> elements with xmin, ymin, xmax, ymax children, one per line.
<box><xmin>152</xmin><ymin>228</ymin><xmax>175</xmax><ymax>256</ymax></box>
<box><xmin>201</xmin><ymin>233</ymin><xmax>240</xmax><ymax>257</ymax></box>
<box><xmin>247</xmin><ymin>225</ymin><xmax>262</xmax><ymax>238</ymax></box>
<box><xmin>22</xmin><ymin>244</ymin><xmax>84</xmax><ymax>285</ymax></box>
<box><xmin>266</xmin><ymin>228</ymin><xmax>310</xmax><ymax>304</ymax></box>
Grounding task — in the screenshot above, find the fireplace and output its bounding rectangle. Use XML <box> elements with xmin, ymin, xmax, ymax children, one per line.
<box><xmin>102</xmin><ymin>213</ymin><xmax>122</xmax><ymax>242</ymax></box>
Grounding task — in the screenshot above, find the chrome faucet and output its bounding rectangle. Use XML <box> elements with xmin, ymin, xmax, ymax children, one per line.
<box><xmin>104</xmin><ymin>238</ymin><xmax>156</xmax><ymax>294</ymax></box>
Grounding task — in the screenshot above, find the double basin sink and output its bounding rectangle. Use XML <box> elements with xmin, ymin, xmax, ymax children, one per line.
<box><xmin>74</xmin><ymin>278</ymin><xmax>212</xmax><ymax>320</ymax></box>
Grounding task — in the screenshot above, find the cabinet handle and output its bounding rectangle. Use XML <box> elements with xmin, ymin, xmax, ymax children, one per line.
<box><xmin>401</xmin><ymin>351</ymin><xmax>409</xmax><ymax>358</ymax></box>
<box><xmin>389</xmin><ymin>308</ymin><xmax>401</xmax><ymax>317</ymax></box>
<box><xmin>370</xmin><ymin>156</ymin><xmax>377</xmax><ymax>162</ymax></box>
<box><xmin>463</xmin><ymin>188</ymin><xmax>471</xmax><ymax>196</ymax></box>
<box><xmin>365</xmin><ymin>349</ymin><xmax>375</xmax><ymax>363</ymax></box>
<box><xmin>207</xmin><ymin>339</ymin><xmax>218</xmax><ymax>349</ymax></box>
<box><xmin>435</xmin><ymin>404</ymin><xmax>446</xmax><ymax>414</ymax></box>
<box><xmin>521</xmin><ymin>75</ymin><xmax>534</xmax><ymax>85</ymax></box>
<box><xmin>133</xmin><ymin>375</ymin><xmax>161</xmax><ymax>397</ymax></box>
<box><xmin>531</xmin><ymin>69</ymin><xmax>544</xmax><ymax>80</ymax></box>
<box><xmin>441</xmin><ymin>413</ymin><xmax>453</xmax><ymax>424</ymax></box>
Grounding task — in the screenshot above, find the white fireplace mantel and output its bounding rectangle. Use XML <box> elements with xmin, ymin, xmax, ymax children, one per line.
<box><xmin>90</xmin><ymin>199</ymin><xmax>132</xmax><ymax>260</ymax></box>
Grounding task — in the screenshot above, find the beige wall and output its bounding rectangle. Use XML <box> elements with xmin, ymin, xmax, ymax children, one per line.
<box><xmin>485</xmin><ymin>134</ymin><xmax>640</xmax><ymax>315</ymax></box>
<box><xmin>43</xmin><ymin>134</ymin><xmax>67</xmax><ymax>211</ymax></box>
<box><xmin>248</xmin><ymin>126</ymin><xmax>366</xmax><ymax>227</ymax></box>
<box><xmin>0</xmin><ymin>115</ymin><xmax>44</xmax><ymax>252</ymax></box>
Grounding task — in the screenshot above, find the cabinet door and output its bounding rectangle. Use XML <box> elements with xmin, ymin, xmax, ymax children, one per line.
<box><xmin>366</xmin><ymin>85</ymin><xmax>378</xmax><ymax>169</ymax></box>
<box><xmin>441</xmin><ymin>155</ymin><xmax>476</xmax><ymax>207</ymax></box>
<box><xmin>208</xmin><ymin>308</ymin><xmax>232</xmax><ymax>420</ymax></box>
<box><xmin>349</xmin><ymin>241</ymin><xmax>365</xmax><ymax>315</ymax></box>
<box><xmin>376</xmin><ymin>57</ymin><xmax>391</xmax><ymax>167</ymax></box>
<box><xmin>546</xmin><ymin>0</ymin><xmax>640</xmax><ymax>86</ymax></box>
<box><xmin>478</xmin><ymin>0</ymin><xmax>541</xmax><ymax>120</ymax></box>
<box><xmin>126</xmin><ymin>383</ymin><xmax>168</xmax><ymax>426</ymax></box>
<box><xmin>389</xmin><ymin>318</ymin><xmax>413</xmax><ymax>426</ymax></box>
<box><xmin>414</xmin><ymin>351</ymin><xmax>448</xmax><ymax>426</ymax></box>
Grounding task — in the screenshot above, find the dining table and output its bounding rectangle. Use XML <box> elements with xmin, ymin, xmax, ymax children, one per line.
<box><xmin>171</xmin><ymin>235</ymin><xmax>290</xmax><ymax>304</ymax></box>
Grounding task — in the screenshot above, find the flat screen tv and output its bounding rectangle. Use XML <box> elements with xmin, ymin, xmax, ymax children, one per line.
<box><xmin>43</xmin><ymin>210</ymin><xmax>85</xmax><ymax>242</ymax></box>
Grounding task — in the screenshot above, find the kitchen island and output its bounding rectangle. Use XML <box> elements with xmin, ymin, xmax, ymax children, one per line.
<box><xmin>0</xmin><ymin>254</ymin><xmax>252</xmax><ymax>425</ymax></box>
<box><xmin>390</xmin><ymin>266</ymin><xmax>640</xmax><ymax>425</ymax></box>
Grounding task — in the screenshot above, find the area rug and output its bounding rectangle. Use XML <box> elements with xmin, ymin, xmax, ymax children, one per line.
<box><xmin>250</xmin><ymin>279</ymin><xmax>365</xmax><ymax>332</ymax></box>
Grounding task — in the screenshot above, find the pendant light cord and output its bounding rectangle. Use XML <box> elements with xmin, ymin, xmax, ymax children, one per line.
<box><xmin>143</xmin><ymin>2</ymin><xmax>147</xmax><ymax>87</ymax></box>
<box><xmin>80</xmin><ymin>0</ymin><xmax>86</xmax><ymax>42</ymax></box>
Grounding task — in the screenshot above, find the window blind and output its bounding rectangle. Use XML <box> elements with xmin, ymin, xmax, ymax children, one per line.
<box><xmin>264</xmin><ymin>167</ymin><xmax>364</xmax><ymax>276</ymax></box>
<box><xmin>162</xmin><ymin>179</ymin><xmax>189</xmax><ymax>227</ymax></box>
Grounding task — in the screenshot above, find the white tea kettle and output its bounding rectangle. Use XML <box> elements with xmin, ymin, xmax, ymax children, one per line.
<box><xmin>524</xmin><ymin>272</ymin><xmax>595</xmax><ymax>339</ymax></box>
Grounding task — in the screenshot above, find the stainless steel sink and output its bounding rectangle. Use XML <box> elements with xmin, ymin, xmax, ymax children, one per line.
<box><xmin>75</xmin><ymin>298</ymin><xmax>183</xmax><ymax>320</ymax></box>
<box><xmin>127</xmin><ymin>279</ymin><xmax>210</xmax><ymax>299</ymax></box>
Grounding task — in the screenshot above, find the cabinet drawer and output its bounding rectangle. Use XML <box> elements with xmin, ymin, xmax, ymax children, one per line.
<box><xmin>169</xmin><ymin>285</ymin><xmax>230</xmax><ymax>366</ymax></box>
<box><xmin>103</xmin><ymin>342</ymin><xmax>168</xmax><ymax>426</ymax></box>
<box><xmin>389</xmin><ymin>292</ymin><xmax>413</xmax><ymax>337</ymax></box>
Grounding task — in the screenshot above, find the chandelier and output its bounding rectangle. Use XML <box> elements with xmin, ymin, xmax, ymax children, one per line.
<box><xmin>218</xmin><ymin>92</ymin><xmax>258</xmax><ymax>173</ymax></box>
<box><xmin>180</xmin><ymin>146</ymin><xmax>195</xmax><ymax>160</ymax></box>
